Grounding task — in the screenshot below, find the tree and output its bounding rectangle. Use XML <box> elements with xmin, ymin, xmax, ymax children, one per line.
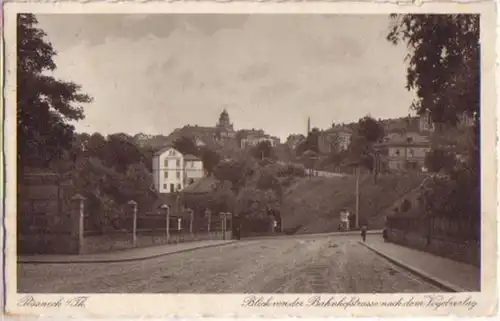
<box><xmin>17</xmin><ymin>14</ymin><xmax>92</xmax><ymax>169</ymax></box>
<box><xmin>357</xmin><ymin>116</ymin><xmax>385</xmax><ymax>143</ymax></box>
<box><xmin>173</xmin><ymin>136</ymin><xmax>199</xmax><ymax>156</ymax></box>
<box><xmin>201</xmin><ymin>147</ymin><xmax>221</xmax><ymax>176</ymax></box>
<box><xmin>252</xmin><ymin>141</ymin><xmax>273</xmax><ymax>160</ymax></box>
<box><xmin>424</xmin><ymin>148</ymin><xmax>456</xmax><ymax>173</ymax></box>
<box><xmin>103</xmin><ymin>134</ymin><xmax>143</xmax><ymax>173</ymax></box>
<box><xmin>387</xmin><ymin>15</ymin><xmax>479</xmax><ymax>129</ymax></box>
<box><xmin>296</xmin><ymin>128</ymin><xmax>320</xmax><ymax>155</ymax></box>
<box><xmin>388</xmin><ymin>15</ymin><xmax>480</xmax><ymax>240</ymax></box>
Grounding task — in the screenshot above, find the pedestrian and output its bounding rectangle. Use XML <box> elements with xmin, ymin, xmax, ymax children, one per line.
<box><xmin>382</xmin><ymin>228</ymin><xmax>388</xmax><ymax>242</ymax></box>
<box><xmin>361</xmin><ymin>225</ymin><xmax>367</xmax><ymax>242</ymax></box>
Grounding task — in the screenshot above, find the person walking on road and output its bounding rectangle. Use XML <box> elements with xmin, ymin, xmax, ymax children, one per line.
<box><xmin>361</xmin><ymin>225</ymin><xmax>367</xmax><ymax>242</ymax></box>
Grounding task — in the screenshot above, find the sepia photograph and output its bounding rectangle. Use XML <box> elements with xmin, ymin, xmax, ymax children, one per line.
<box><xmin>2</xmin><ymin>1</ymin><xmax>497</xmax><ymax>318</ymax></box>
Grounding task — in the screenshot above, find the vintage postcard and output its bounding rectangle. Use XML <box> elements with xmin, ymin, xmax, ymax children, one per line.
<box><xmin>2</xmin><ymin>0</ymin><xmax>498</xmax><ymax>318</ymax></box>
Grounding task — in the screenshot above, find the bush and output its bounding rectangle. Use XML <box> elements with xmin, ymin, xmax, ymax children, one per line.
<box><xmin>400</xmin><ymin>199</ymin><xmax>412</xmax><ymax>213</ymax></box>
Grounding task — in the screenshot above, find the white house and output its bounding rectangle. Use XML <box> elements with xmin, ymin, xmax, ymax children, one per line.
<box><xmin>152</xmin><ymin>147</ymin><xmax>204</xmax><ymax>194</ymax></box>
<box><xmin>183</xmin><ymin>154</ymin><xmax>204</xmax><ymax>186</ymax></box>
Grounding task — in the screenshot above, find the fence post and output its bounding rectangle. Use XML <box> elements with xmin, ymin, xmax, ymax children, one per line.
<box><xmin>221</xmin><ymin>212</ymin><xmax>226</xmax><ymax>240</ymax></box>
<box><xmin>70</xmin><ymin>194</ymin><xmax>85</xmax><ymax>254</ymax></box>
<box><xmin>128</xmin><ymin>200</ymin><xmax>138</xmax><ymax>247</ymax></box>
<box><xmin>188</xmin><ymin>208</ymin><xmax>194</xmax><ymax>234</ymax></box>
<box><xmin>205</xmin><ymin>209</ymin><xmax>211</xmax><ymax>233</ymax></box>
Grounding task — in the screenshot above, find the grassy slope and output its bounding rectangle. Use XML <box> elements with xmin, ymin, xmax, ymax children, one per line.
<box><xmin>281</xmin><ymin>174</ymin><xmax>425</xmax><ymax>234</ymax></box>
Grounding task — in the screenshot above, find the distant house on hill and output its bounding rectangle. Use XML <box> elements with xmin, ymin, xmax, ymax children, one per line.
<box><xmin>239</xmin><ymin>129</ymin><xmax>280</xmax><ymax>149</ymax></box>
<box><xmin>318</xmin><ymin>126</ymin><xmax>353</xmax><ymax>154</ymax></box>
<box><xmin>374</xmin><ymin>132</ymin><xmax>431</xmax><ymax>172</ymax></box>
<box><xmin>152</xmin><ymin>146</ymin><xmax>204</xmax><ymax>194</ymax></box>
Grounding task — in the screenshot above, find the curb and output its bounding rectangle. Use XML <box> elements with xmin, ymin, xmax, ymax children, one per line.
<box><xmin>18</xmin><ymin>241</ymin><xmax>238</xmax><ymax>264</ymax></box>
<box><xmin>244</xmin><ymin>230</ymin><xmax>383</xmax><ymax>241</ymax></box>
<box><xmin>358</xmin><ymin>241</ymin><xmax>466</xmax><ymax>292</ymax></box>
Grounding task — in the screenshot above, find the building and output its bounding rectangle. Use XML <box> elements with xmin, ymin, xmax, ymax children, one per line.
<box><xmin>238</xmin><ymin>129</ymin><xmax>280</xmax><ymax>149</ymax></box>
<box><xmin>215</xmin><ymin>109</ymin><xmax>236</xmax><ymax>140</ymax></box>
<box><xmin>152</xmin><ymin>146</ymin><xmax>204</xmax><ymax>194</ymax></box>
<box><xmin>375</xmin><ymin>132</ymin><xmax>431</xmax><ymax>172</ymax></box>
<box><xmin>183</xmin><ymin>154</ymin><xmax>204</xmax><ymax>185</ymax></box>
<box><xmin>318</xmin><ymin>126</ymin><xmax>353</xmax><ymax>154</ymax></box>
<box><xmin>419</xmin><ymin>110</ymin><xmax>474</xmax><ymax>133</ymax></box>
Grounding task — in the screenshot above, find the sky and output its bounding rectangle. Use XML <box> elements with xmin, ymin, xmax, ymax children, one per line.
<box><xmin>36</xmin><ymin>14</ymin><xmax>415</xmax><ymax>141</ymax></box>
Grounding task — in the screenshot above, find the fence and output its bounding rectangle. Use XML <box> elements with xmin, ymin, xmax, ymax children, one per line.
<box><xmin>386</xmin><ymin>214</ymin><xmax>480</xmax><ymax>266</ymax></box>
<box><xmin>18</xmin><ymin>176</ymin><xmax>233</xmax><ymax>255</ymax></box>
<box><xmin>79</xmin><ymin>200</ymin><xmax>234</xmax><ymax>254</ymax></box>
<box><xmin>386</xmin><ymin>215</ymin><xmax>479</xmax><ymax>242</ymax></box>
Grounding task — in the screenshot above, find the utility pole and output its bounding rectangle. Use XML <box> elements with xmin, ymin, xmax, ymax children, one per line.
<box><xmin>355</xmin><ymin>166</ymin><xmax>360</xmax><ymax>229</ymax></box>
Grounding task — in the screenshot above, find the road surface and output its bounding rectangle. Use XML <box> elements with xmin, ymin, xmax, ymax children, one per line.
<box><xmin>18</xmin><ymin>235</ymin><xmax>441</xmax><ymax>293</ymax></box>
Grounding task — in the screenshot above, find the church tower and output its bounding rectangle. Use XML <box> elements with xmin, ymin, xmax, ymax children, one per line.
<box><xmin>216</xmin><ymin>108</ymin><xmax>235</xmax><ymax>140</ymax></box>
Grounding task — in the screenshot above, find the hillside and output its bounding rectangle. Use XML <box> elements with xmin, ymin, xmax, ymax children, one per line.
<box><xmin>281</xmin><ymin>173</ymin><xmax>425</xmax><ymax>234</ymax></box>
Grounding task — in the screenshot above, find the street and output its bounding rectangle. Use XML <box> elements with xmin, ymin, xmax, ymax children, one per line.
<box><xmin>18</xmin><ymin>235</ymin><xmax>442</xmax><ymax>293</ymax></box>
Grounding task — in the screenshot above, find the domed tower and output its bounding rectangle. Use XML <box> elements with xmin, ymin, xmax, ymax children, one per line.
<box><xmin>216</xmin><ymin>109</ymin><xmax>235</xmax><ymax>139</ymax></box>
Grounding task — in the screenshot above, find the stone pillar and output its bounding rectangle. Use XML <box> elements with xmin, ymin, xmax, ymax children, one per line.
<box><xmin>70</xmin><ymin>194</ymin><xmax>85</xmax><ymax>254</ymax></box>
<box><xmin>161</xmin><ymin>204</ymin><xmax>170</xmax><ymax>241</ymax></box>
<box><xmin>177</xmin><ymin>218</ymin><xmax>182</xmax><ymax>231</ymax></box>
<box><xmin>128</xmin><ymin>200</ymin><xmax>138</xmax><ymax>246</ymax></box>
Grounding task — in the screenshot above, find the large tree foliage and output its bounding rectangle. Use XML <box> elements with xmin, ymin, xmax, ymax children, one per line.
<box><xmin>296</xmin><ymin>128</ymin><xmax>320</xmax><ymax>155</ymax></box>
<box><xmin>388</xmin><ymin>14</ymin><xmax>480</xmax><ymax>232</ymax></box>
<box><xmin>357</xmin><ymin>116</ymin><xmax>385</xmax><ymax>144</ymax></box>
<box><xmin>387</xmin><ymin>15</ymin><xmax>479</xmax><ymax>127</ymax></box>
<box><xmin>252</xmin><ymin>140</ymin><xmax>273</xmax><ymax>160</ymax></box>
<box><xmin>173</xmin><ymin>136</ymin><xmax>199</xmax><ymax>156</ymax></box>
<box><xmin>18</xmin><ymin>14</ymin><xmax>92</xmax><ymax>169</ymax></box>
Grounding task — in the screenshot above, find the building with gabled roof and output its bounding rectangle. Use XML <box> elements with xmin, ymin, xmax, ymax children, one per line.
<box><xmin>152</xmin><ymin>147</ymin><xmax>204</xmax><ymax>194</ymax></box>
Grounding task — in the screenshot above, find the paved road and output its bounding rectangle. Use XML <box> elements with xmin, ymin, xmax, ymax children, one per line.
<box><xmin>18</xmin><ymin>236</ymin><xmax>441</xmax><ymax>293</ymax></box>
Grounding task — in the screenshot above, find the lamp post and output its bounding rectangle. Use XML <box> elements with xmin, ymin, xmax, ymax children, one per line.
<box><xmin>128</xmin><ymin>200</ymin><xmax>138</xmax><ymax>246</ymax></box>
<box><xmin>160</xmin><ymin>204</ymin><xmax>170</xmax><ymax>240</ymax></box>
<box><xmin>347</xmin><ymin>161</ymin><xmax>361</xmax><ymax>229</ymax></box>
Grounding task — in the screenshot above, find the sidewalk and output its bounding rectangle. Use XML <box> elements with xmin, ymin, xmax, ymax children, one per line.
<box><xmin>360</xmin><ymin>238</ymin><xmax>480</xmax><ymax>292</ymax></box>
<box><xmin>18</xmin><ymin>240</ymin><xmax>237</xmax><ymax>264</ymax></box>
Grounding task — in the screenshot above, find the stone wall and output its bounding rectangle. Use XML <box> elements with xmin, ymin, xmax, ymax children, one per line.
<box><xmin>387</xmin><ymin>229</ymin><xmax>480</xmax><ymax>267</ymax></box>
<box><xmin>18</xmin><ymin>173</ymin><xmax>79</xmax><ymax>255</ymax></box>
<box><xmin>81</xmin><ymin>231</ymin><xmax>231</xmax><ymax>254</ymax></box>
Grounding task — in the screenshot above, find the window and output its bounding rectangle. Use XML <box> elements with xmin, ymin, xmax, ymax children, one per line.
<box><xmin>163</xmin><ymin>184</ymin><xmax>167</xmax><ymax>189</ymax></box>
<box><xmin>176</xmin><ymin>159</ymin><xmax>180</xmax><ymax>167</ymax></box>
<box><xmin>190</xmin><ymin>162</ymin><xmax>195</xmax><ymax>168</ymax></box>
<box><xmin>395</xmin><ymin>149</ymin><xmax>400</xmax><ymax>156</ymax></box>
<box><xmin>176</xmin><ymin>171</ymin><xmax>180</xmax><ymax>179</ymax></box>
<box><xmin>164</xmin><ymin>159</ymin><xmax>168</xmax><ymax>168</ymax></box>
<box><xmin>164</xmin><ymin>171</ymin><xmax>168</xmax><ymax>178</ymax></box>
<box><xmin>170</xmin><ymin>184</ymin><xmax>175</xmax><ymax>193</ymax></box>
<box><xmin>177</xmin><ymin>184</ymin><xmax>182</xmax><ymax>191</ymax></box>
<box><xmin>409</xmin><ymin>149</ymin><xmax>414</xmax><ymax>156</ymax></box>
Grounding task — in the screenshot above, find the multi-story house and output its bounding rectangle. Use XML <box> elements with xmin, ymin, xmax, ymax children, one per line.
<box><xmin>375</xmin><ymin>132</ymin><xmax>431</xmax><ymax>172</ymax></box>
<box><xmin>152</xmin><ymin>147</ymin><xmax>204</xmax><ymax>194</ymax></box>
<box><xmin>318</xmin><ymin>126</ymin><xmax>353</xmax><ymax>154</ymax></box>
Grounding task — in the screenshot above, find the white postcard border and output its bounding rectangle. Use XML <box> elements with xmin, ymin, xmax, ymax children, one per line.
<box><xmin>2</xmin><ymin>1</ymin><xmax>498</xmax><ymax>318</ymax></box>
